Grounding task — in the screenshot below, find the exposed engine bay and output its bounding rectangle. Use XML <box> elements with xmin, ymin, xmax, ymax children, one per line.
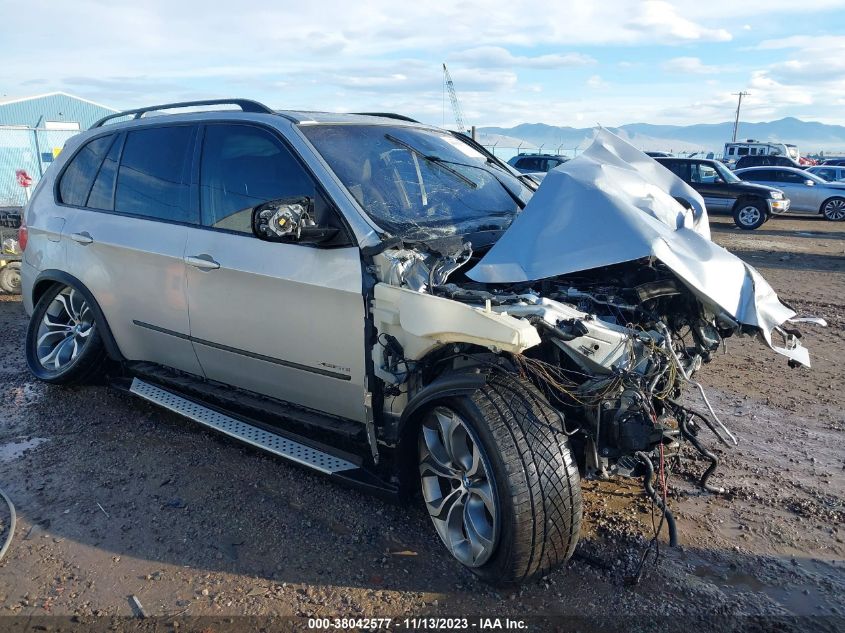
<box><xmin>368</xmin><ymin>130</ymin><xmax>817</xmax><ymax>543</ymax></box>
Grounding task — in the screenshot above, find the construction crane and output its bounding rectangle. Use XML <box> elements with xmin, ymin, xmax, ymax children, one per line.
<box><xmin>442</xmin><ymin>63</ymin><xmax>466</xmax><ymax>134</ymax></box>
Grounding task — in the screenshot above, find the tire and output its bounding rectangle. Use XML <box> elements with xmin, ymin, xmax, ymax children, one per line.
<box><xmin>0</xmin><ymin>262</ymin><xmax>21</xmax><ymax>294</ymax></box>
<box><xmin>417</xmin><ymin>372</ymin><xmax>582</xmax><ymax>585</ymax></box>
<box><xmin>732</xmin><ymin>199</ymin><xmax>767</xmax><ymax>230</ymax></box>
<box><xmin>25</xmin><ymin>283</ymin><xmax>106</xmax><ymax>385</ymax></box>
<box><xmin>821</xmin><ymin>197</ymin><xmax>845</xmax><ymax>221</ymax></box>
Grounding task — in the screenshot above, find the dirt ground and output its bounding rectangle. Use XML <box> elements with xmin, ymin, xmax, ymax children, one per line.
<box><xmin>0</xmin><ymin>213</ymin><xmax>843</xmax><ymax>632</ymax></box>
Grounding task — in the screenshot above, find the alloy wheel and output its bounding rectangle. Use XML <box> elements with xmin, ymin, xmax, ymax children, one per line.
<box><xmin>737</xmin><ymin>205</ymin><xmax>761</xmax><ymax>228</ymax></box>
<box><xmin>35</xmin><ymin>287</ymin><xmax>95</xmax><ymax>371</ymax></box>
<box><xmin>419</xmin><ymin>406</ymin><xmax>499</xmax><ymax>567</ymax></box>
<box><xmin>824</xmin><ymin>199</ymin><xmax>845</xmax><ymax>221</ymax></box>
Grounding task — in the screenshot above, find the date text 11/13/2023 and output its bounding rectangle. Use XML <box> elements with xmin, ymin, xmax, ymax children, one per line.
<box><xmin>307</xmin><ymin>617</ymin><xmax>528</xmax><ymax>630</ymax></box>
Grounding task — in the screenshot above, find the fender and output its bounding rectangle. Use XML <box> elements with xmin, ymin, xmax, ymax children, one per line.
<box><xmin>396</xmin><ymin>370</ymin><xmax>490</xmax><ymax>443</ymax></box>
<box><xmin>32</xmin><ymin>270</ymin><xmax>125</xmax><ymax>362</ymax></box>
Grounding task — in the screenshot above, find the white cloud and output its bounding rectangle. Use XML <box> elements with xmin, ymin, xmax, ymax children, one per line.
<box><xmin>452</xmin><ymin>46</ymin><xmax>596</xmax><ymax>69</ymax></box>
<box><xmin>1</xmin><ymin>1</ymin><xmax>845</xmax><ymax>126</ymax></box>
<box><xmin>662</xmin><ymin>57</ymin><xmax>721</xmax><ymax>74</ymax></box>
<box><xmin>626</xmin><ymin>1</ymin><xmax>732</xmax><ymax>42</ymax></box>
<box><xmin>586</xmin><ymin>75</ymin><xmax>608</xmax><ymax>89</ymax></box>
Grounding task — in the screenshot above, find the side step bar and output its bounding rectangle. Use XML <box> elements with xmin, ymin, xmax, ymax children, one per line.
<box><xmin>129</xmin><ymin>378</ymin><xmax>357</xmax><ymax>475</ymax></box>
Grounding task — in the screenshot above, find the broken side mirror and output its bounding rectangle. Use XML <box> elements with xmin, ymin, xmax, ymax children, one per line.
<box><xmin>251</xmin><ymin>197</ymin><xmax>339</xmax><ymax>245</ymax></box>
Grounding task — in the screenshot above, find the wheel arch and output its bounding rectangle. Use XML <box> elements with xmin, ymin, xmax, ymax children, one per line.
<box><xmin>732</xmin><ymin>194</ymin><xmax>766</xmax><ymax>214</ymax></box>
<box><xmin>819</xmin><ymin>195</ymin><xmax>845</xmax><ymax>215</ymax></box>
<box><xmin>31</xmin><ymin>270</ymin><xmax>125</xmax><ymax>362</ymax></box>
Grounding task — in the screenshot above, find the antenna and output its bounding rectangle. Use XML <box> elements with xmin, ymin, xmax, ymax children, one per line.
<box><xmin>731</xmin><ymin>91</ymin><xmax>750</xmax><ymax>142</ymax></box>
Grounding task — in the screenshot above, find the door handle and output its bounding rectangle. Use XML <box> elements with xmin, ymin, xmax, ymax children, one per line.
<box><xmin>69</xmin><ymin>231</ymin><xmax>93</xmax><ymax>245</ymax></box>
<box><xmin>185</xmin><ymin>254</ymin><xmax>220</xmax><ymax>271</ymax></box>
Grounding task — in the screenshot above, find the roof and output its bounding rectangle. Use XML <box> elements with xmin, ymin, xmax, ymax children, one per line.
<box><xmin>734</xmin><ymin>166</ymin><xmax>804</xmax><ymax>172</ymax></box>
<box><xmin>91</xmin><ymin>104</ymin><xmax>429</xmax><ymax>130</ymax></box>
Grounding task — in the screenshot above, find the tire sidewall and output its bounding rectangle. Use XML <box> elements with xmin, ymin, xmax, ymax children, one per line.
<box><xmin>25</xmin><ymin>283</ymin><xmax>104</xmax><ymax>384</ymax></box>
<box><xmin>822</xmin><ymin>197</ymin><xmax>845</xmax><ymax>221</ymax></box>
<box><xmin>434</xmin><ymin>395</ymin><xmax>518</xmax><ymax>582</ymax></box>
<box><xmin>733</xmin><ymin>200</ymin><xmax>766</xmax><ymax>230</ymax></box>
<box><xmin>0</xmin><ymin>263</ymin><xmax>21</xmax><ymax>294</ymax></box>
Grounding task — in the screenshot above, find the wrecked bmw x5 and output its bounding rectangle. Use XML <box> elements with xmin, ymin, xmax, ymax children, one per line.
<box><xmin>21</xmin><ymin>101</ymin><xmax>812</xmax><ymax>585</ymax></box>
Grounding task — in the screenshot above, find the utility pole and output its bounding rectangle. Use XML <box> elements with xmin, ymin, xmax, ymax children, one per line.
<box><xmin>731</xmin><ymin>91</ymin><xmax>750</xmax><ymax>142</ymax></box>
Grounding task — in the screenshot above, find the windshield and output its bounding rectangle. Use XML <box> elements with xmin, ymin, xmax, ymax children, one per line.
<box><xmin>712</xmin><ymin>161</ymin><xmax>740</xmax><ymax>183</ymax></box>
<box><xmin>786</xmin><ymin>144</ymin><xmax>799</xmax><ymax>160</ymax></box>
<box><xmin>301</xmin><ymin>124</ymin><xmax>532</xmax><ymax>240</ymax></box>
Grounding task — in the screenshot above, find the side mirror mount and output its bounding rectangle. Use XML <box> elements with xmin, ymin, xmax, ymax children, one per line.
<box><xmin>251</xmin><ymin>197</ymin><xmax>339</xmax><ymax>245</ymax></box>
<box><xmin>804</xmin><ymin>179</ymin><xmax>815</xmax><ymax>186</ymax></box>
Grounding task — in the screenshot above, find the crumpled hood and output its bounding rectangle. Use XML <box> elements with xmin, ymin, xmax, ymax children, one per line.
<box><xmin>469</xmin><ymin>129</ymin><xmax>809</xmax><ymax>365</ymax></box>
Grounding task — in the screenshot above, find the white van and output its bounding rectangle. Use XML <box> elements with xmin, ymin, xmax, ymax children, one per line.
<box><xmin>723</xmin><ymin>140</ymin><xmax>800</xmax><ymax>166</ymax></box>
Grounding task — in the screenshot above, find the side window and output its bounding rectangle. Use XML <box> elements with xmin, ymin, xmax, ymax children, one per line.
<box><xmin>200</xmin><ymin>124</ymin><xmax>315</xmax><ymax>233</ymax></box>
<box><xmin>58</xmin><ymin>135</ymin><xmax>115</xmax><ymax>206</ymax></box>
<box><xmin>777</xmin><ymin>170</ymin><xmax>806</xmax><ymax>183</ymax></box>
<box><xmin>114</xmin><ymin>126</ymin><xmax>195</xmax><ymax>223</ymax></box>
<box><xmin>87</xmin><ymin>134</ymin><xmax>123</xmax><ymax>210</ymax></box>
<box><xmin>728</xmin><ymin>147</ymin><xmax>735</xmax><ymax>156</ymax></box>
<box><xmin>737</xmin><ymin>147</ymin><xmax>749</xmax><ymax>156</ymax></box>
<box><xmin>690</xmin><ymin>163</ymin><xmax>718</xmax><ymax>183</ymax></box>
<box><xmin>663</xmin><ymin>161</ymin><xmax>690</xmax><ymax>181</ymax></box>
<box><xmin>741</xmin><ymin>170</ymin><xmax>771</xmax><ymax>182</ymax></box>
<box><xmin>515</xmin><ymin>157</ymin><xmax>537</xmax><ymax>171</ymax></box>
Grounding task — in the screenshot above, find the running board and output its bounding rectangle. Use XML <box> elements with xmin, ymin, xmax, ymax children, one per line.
<box><xmin>129</xmin><ymin>378</ymin><xmax>357</xmax><ymax>475</ymax></box>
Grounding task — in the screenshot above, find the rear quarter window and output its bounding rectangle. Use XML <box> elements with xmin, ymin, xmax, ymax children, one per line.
<box><xmin>58</xmin><ymin>135</ymin><xmax>116</xmax><ymax>206</ymax></box>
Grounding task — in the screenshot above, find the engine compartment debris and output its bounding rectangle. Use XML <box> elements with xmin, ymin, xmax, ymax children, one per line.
<box><xmin>370</xmin><ymin>130</ymin><xmax>820</xmax><ymax>546</ymax></box>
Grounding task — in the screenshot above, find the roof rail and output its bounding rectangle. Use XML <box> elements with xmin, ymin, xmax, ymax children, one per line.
<box><xmin>351</xmin><ymin>112</ymin><xmax>419</xmax><ymax>123</ymax></box>
<box><xmin>90</xmin><ymin>99</ymin><xmax>274</xmax><ymax>129</ymax></box>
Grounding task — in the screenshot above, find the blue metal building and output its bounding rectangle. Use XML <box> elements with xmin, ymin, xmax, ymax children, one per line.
<box><xmin>0</xmin><ymin>92</ymin><xmax>117</xmax><ymax>206</ymax></box>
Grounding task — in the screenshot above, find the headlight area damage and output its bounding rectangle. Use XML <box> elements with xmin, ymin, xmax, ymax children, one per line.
<box><xmin>371</xmin><ymin>130</ymin><xmax>814</xmax><ymax>544</ymax></box>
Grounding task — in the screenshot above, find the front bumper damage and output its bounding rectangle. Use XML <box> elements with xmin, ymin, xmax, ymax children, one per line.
<box><xmin>370</xmin><ymin>129</ymin><xmax>817</xmax><ymax>545</ymax></box>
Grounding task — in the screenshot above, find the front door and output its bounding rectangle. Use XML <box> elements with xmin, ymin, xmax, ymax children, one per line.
<box><xmin>183</xmin><ymin>122</ymin><xmax>367</xmax><ymax>422</ymax></box>
<box><xmin>689</xmin><ymin>161</ymin><xmax>733</xmax><ymax>211</ymax></box>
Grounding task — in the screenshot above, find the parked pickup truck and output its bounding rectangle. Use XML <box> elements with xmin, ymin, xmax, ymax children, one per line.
<box><xmin>656</xmin><ymin>157</ymin><xmax>789</xmax><ymax>230</ymax></box>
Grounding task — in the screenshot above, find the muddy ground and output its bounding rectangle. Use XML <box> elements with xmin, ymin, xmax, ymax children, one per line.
<box><xmin>0</xmin><ymin>214</ymin><xmax>842</xmax><ymax>632</ymax></box>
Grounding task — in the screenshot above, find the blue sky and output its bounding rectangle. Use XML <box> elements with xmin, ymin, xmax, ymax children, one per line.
<box><xmin>2</xmin><ymin>0</ymin><xmax>845</xmax><ymax>128</ymax></box>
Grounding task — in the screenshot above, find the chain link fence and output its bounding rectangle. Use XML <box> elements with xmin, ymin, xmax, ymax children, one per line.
<box><xmin>0</xmin><ymin>127</ymin><xmax>80</xmax><ymax>207</ymax></box>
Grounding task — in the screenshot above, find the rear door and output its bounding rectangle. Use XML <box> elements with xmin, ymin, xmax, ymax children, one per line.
<box><xmin>182</xmin><ymin>122</ymin><xmax>367</xmax><ymax>422</ymax></box>
<box><xmin>61</xmin><ymin>124</ymin><xmax>203</xmax><ymax>374</ymax></box>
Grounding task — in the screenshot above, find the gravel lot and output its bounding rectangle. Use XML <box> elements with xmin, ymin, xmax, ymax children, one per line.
<box><xmin>0</xmin><ymin>214</ymin><xmax>843</xmax><ymax>632</ymax></box>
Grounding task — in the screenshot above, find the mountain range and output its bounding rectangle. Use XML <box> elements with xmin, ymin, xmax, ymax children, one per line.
<box><xmin>477</xmin><ymin>117</ymin><xmax>845</xmax><ymax>157</ymax></box>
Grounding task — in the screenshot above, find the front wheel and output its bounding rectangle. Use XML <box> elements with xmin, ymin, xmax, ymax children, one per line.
<box><xmin>821</xmin><ymin>197</ymin><xmax>845</xmax><ymax>221</ymax></box>
<box><xmin>418</xmin><ymin>373</ymin><xmax>582</xmax><ymax>585</ymax></box>
<box><xmin>25</xmin><ymin>283</ymin><xmax>106</xmax><ymax>384</ymax></box>
<box><xmin>733</xmin><ymin>200</ymin><xmax>767</xmax><ymax>230</ymax></box>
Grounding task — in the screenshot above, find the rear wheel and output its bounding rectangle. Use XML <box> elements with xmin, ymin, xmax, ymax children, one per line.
<box><xmin>0</xmin><ymin>262</ymin><xmax>21</xmax><ymax>294</ymax></box>
<box><xmin>821</xmin><ymin>197</ymin><xmax>845</xmax><ymax>221</ymax></box>
<box><xmin>25</xmin><ymin>284</ymin><xmax>105</xmax><ymax>384</ymax></box>
<box><xmin>417</xmin><ymin>372</ymin><xmax>582</xmax><ymax>585</ymax></box>
<box><xmin>733</xmin><ymin>200</ymin><xmax>767</xmax><ymax>230</ymax></box>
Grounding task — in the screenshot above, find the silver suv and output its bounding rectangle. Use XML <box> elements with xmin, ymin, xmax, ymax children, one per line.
<box><xmin>20</xmin><ymin>100</ymin><xmax>810</xmax><ymax>584</ymax></box>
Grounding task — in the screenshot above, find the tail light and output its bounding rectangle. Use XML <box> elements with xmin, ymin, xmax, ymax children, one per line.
<box><xmin>17</xmin><ymin>215</ymin><xmax>27</xmax><ymax>252</ymax></box>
